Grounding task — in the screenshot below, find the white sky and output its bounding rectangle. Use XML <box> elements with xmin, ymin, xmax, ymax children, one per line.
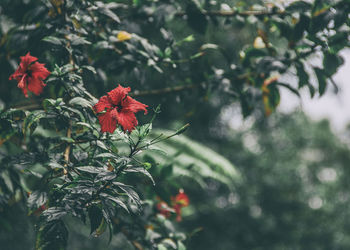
<box><xmin>279</xmin><ymin>49</ymin><xmax>350</xmax><ymax>132</ymax></box>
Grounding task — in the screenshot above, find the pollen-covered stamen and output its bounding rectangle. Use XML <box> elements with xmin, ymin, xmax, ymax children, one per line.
<box><xmin>18</xmin><ymin>74</ymin><xmax>27</xmax><ymax>89</ymax></box>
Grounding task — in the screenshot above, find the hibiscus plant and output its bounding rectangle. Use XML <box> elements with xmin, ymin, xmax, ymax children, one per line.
<box><xmin>0</xmin><ymin>0</ymin><xmax>349</xmax><ymax>249</ymax></box>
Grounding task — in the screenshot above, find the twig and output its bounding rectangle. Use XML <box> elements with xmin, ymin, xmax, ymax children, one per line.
<box><xmin>174</xmin><ymin>9</ymin><xmax>286</xmax><ymax>17</ymax></box>
<box><xmin>63</xmin><ymin>124</ymin><xmax>72</xmax><ymax>177</ymax></box>
<box><xmin>64</xmin><ymin>125</ymin><xmax>72</xmax><ymax>164</ymax></box>
<box><xmin>130</xmin><ymin>84</ymin><xmax>198</xmax><ymax>97</ymax></box>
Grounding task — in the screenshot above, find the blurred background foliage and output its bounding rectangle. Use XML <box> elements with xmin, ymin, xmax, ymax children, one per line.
<box><xmin>1</xmin><ymin>0</ymin><xmax>350</xmax><ymax>249</ymax></box>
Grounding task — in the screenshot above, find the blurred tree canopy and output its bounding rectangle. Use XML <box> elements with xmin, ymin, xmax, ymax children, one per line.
<box><xmin>0</xmin><ymin>0</ymin><xmax>349</xmax><ymax>249</ymax></box>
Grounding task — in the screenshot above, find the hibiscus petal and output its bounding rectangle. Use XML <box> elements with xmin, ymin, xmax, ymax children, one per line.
<box><xmin>107</xmin><ymin>84</ymin><xmax>130</xmax><ymax>106</ymax></box>
<box><xmin>9</xmin><ymin>52</ymin><xmax>37</xmax><ymax>81</ymax></box>
<box><xmin>20</xmin><ymin>52</ymin><xmax>38</xmax><ymax>70</ymax></box>
<box><xmin>27</xmin><ymin>77</ymin><xmax>45</xmax><ymax>96</ymax></box>
<box><xmin>93</xmin><ymin>95</ymin><xmax>113</xmax><ymax>113</ymax></box>
<box><xmin>98</xmin><ymin>111</ymin><xmax>117</xmax><ymax>133</ymax></box>
<box><xmin>121</xmin><ymin>96</ymin><xmax>148</xmax><ymax>114</ymax></box>
<box><xmin>30</xmin><ymin>62</ymin><xmax>50</xmax><ymax>80</ymax></box>
<box><xmin>117</xmin><ymin>110</ymin><xmax>138</xmax><ymax>132</ymax></box>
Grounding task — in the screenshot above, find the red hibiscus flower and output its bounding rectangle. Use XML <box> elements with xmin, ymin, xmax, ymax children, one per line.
<box><xmin>171</xmin><ymin>189</ymin><xmax>190</xmax><ymax>222</ymax></box>
<box><xmin>94</xmin><ymin>85</ymin><xmax>148</xmax><ymax>133</ymax></box>
<box><xmin>9</xmin><ymin>52</ymin><xmax>50</xmax><ymax>97</ymax></box>
<box><xmin>156</xmin><ymin>201</ymin><xmax>172</xmax><ymax>218</ymax></box>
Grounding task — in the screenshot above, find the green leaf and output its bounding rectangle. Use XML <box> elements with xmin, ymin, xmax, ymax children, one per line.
<box><xmin>76</xmin><ymin>122</ymin><xmax>94</xmax><ymax>131</ymax></box>
<box><xmin>277</xmin><ymin>83</ymin><xmax>300</xmax><ymax>97</ymax></box>
<box><xmin>242</xmin><ymin>48</ymin><xmax>267</xmax><ymax>67</ymax></box>
<box><xmin>146</xmin><ymin>129</ymin><xmax>240</xmax><ymax>188</ymax></box>
<box><xmin>295</xmin><ymin>62</ymin><xmax>309</xmax><ymax>88</ymax></box>
<box><xmin>328</xmin><ymin>32</ymin><xmax>348</xmax><ymax>53</ymax></box>
<box><xmin>178</xmin><ymin>241</ymin><xmax>187</xmax><ymax>250</ymax></box>
<box><xmin>35</xmin><ymin>220</ymin><xmax>68</xmax><ymax>250</ymax></box>
<box><xmin>100</xmin><ymin>193</ymin><xmax>129</xmax><ymax>212</ymax></box>
<box><xmin>27</xmin><ymin>191</ymin><xmax>47</xmax><ymax>210</ymax></box>
<box><xmin>42</xmin><ymin>207</ymin><xmax>67</xmax><ymax>222</ymax></box>
<box><xmin>82</xmin><ymin>65</ymin><xmax>97</xmax><ymax>74</ymax></box>
<box><xmin>199</xmin><ymin>43</ymin><xmax>219</xmax><ymax>51</ymax></box>
<box><xmin>314</xmin><ymin>67</ymin><xmax>327</xmax><ymax>96</ymax></box>
<box><xmin>76</xmin><ymin>166</ymin><xmax>102</xmax><ymax>174</ymax></box>
<box><xmin>69</xmin><ymin>97</ymin><xmax>93</xmax><ymax>108</ymax></box>
<box><xmin>323</xmin><ymin>51</ymin><xmax>344</xmax><ymax>77</ymax></box>
<box><xmin>124</xmin><ymin>166</ymin><xmax>155</xmax><ymax>185</ymax></box>
<box><xmin>286</xmin><ymin>1</ymin><xmax>312</xmax><ymax>12</ymax></box>
<box><xmin>70</xmin><ymin>35</ymin><xmax>91</xmax><ymax>46</ymax></box>
<box><xmin>42</xmin><ymin>36</ymin><xmax>63</xmax><ymax>46</ymax></box>
<box><xmin>97</xmin><ymin>5</ymin><xmax>120</xmax><ymax>23</ymax></box>
<box><xmin>88</xmin><ymin>205</ymin><xmax>104</xmax><ymax>235</ymax></box>
<box><xmin>95</xmin><ymin>153</ymin><xmax>118</xmax><ymax>159</ymax></box>
<box><xmin>158</xmin><ymin>244</ymin><xmax>168</xmax><ymax>250</ymax></box>
<box><xmin>95</xmin><ymin>171</ymin><xmax>116</xmax><ymax>182</ymax></box>
<box><xmin>23</xmin><ymin>111</ymin><xmax>46</xmax><ymax>135</ymax></box>
<box><xmin>161</xmin><ymin>238</ymin><xmax>177</xmax><ymax>249</ymax></box>
<box><xmin>137</xmin><ymin>123</ymin><xmax>152</xmax><ymax>138</ymax></box>
<box><xmin>293</xmin><ymin>14</ymin><xmax>310</xmax><ymax>41</ymax></box>
<box><xmin>118</xmin><ymin>185</ymin><xmax>141</xmax><ymax>207</ymax></box>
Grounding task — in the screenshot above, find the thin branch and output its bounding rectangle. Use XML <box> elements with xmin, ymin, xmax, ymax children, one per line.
<box><xmin>175</xmin><ymin>9</ymin><xmax>286</xmax><ymax>17</ymax></box>
<box><xmin>12</xmin><ymin>102</ymin><xmax>41</xmax><ymax>110</ymax></box>
<box><xmin>63</xmin><ymin>124</ymin><xmax>72</xmax><ymax>177</ymax></box>
<box><xmin>130</xmin><ymin>84</ymin><xmax>198</xmax><ymax>97</ymax></box>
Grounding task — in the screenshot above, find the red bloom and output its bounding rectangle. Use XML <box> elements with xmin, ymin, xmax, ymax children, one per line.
<box><xmin>94</xmin><ymin>85</ymin><xmax>148</xmax><ymax>133</ymax></box>
<box><xmin>9</xmin><ymin>52</ymin><xmax>50</xmax><ymax>97</ymax></box>
<box><xmin>171</xmin><ymin>189</ymin><xmax>190</xmax><ymax>222</ymax></box>
<box><xmin>156</xmin><ymin>201</ymin><xmax>172</xmax><ymax>218</ymax></box>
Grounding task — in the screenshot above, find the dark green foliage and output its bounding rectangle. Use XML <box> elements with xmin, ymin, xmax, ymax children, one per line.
<box><xmin>36</xmin><ymin>220</ymin><xmax>68</xmax><ymax>250</ymax></box>
<box><xmin>0</xmin><ymin>0</ymin><xmax>349</xmax><ymax>249</ymax></box>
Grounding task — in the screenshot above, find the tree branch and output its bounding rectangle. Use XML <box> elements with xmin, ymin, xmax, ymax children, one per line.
<box><xmin>130</xmin><ymin>84</ymin><xmax>198</xmax><ymax>97</ymax></box>
<box><xmin>175</xmin><ymin>9</ymin><xmax>286</xmax><ymax>17</ymax></box>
